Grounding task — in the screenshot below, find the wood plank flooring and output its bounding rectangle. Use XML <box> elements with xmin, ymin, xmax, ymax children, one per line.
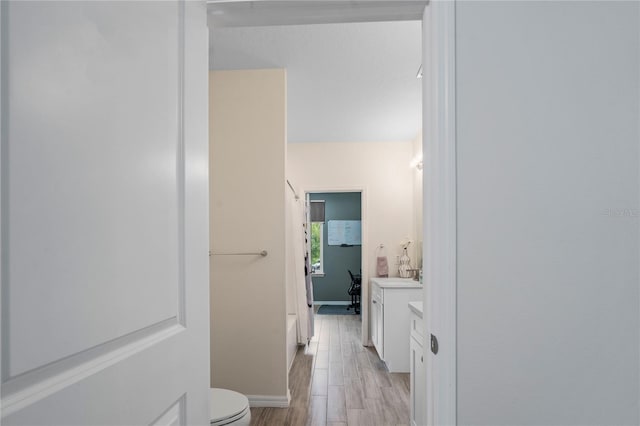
<box><xmin>250</xmin><ymin>314</ymin><xmax>410</xmax><ymax>426</ymax></box>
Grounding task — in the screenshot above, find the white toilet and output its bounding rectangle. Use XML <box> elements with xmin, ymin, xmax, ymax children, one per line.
<box><xmin>210</xmin><ymin>388</ymin><xmax>251</xmax><ymax>426</ymax></box>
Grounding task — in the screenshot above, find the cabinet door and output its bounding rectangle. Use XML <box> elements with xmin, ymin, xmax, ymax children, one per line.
<box><xmin>377</xmin><ymin>301</ymin><xmax>384</xmax><ymax>358</ymax></box>
<box><xmin>371</xmin><ymin>297</ymin><xmax>383</xmax><ymax>357</ymax></box>
<box><xmin>410</xmin><ymin>335</ymin><xmax>425</xmax><ymax>426</ymax></box>
<box><xmin>371</xmin><ymin>297</ymin><xmax>378</xmax><ymax>348</ymax></box>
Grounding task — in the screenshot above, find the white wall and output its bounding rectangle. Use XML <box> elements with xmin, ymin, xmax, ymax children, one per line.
<box><xmin>209</xmin><ymin>69</ymin><xmax>288</xmax><ymax>402</ymax></box>
<box><xmin>288</xmin><ymin>141</ymin><xmax>417</xmax><ymax>273</ymax></box>
<box><xmin>412</xmin><ymin>133</ymin><xmax>423</xmax><ymax>268</ymax></box>
<box><xmin>288</xmin><ymin>141</ymin><xmax>418</xmax><ymax>342</ymax></box>
<box><xmin>455</xmin><ymin>2</ymin><xmax>639</xmax><ymax>424</ymax></box>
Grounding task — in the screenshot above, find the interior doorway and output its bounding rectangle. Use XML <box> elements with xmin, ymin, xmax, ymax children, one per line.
<box><xmin>208</xmin><ymin>2</ymin><xmax>442</xmax><ymax>423</ymax></box>
<box><xmin>307</xmin><ymin>191</ymin><xmax>363</xmax><ymax>317</ymax></box>
<box><xmin>209</xmin><ymin>5</ymin><xmax>424</xmax><ymax>351</ymax></box>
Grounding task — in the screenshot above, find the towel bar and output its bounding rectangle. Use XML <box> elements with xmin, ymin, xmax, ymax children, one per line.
<box><xmin>209</xmin><ymin>250</ymin><xmax>268</xmax><ymax>257</ymax></box>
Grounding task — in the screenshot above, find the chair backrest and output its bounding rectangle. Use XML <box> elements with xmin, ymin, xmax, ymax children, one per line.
<box><xmin>348</xmin><ymin>269</ymin><xmax>361</xmax><ymax>285</ymax></box>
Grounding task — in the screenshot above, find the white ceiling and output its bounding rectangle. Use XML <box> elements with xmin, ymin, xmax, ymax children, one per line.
<box><xmin>209</xmin><ymin>20</ymin><xmax>422</xmax><ymax>143</ymax></box>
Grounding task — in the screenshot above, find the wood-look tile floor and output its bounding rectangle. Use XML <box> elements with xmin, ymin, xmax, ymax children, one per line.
<box><xmin>250</xmin><ymin>314</ymin><xmax>410</xmax><ymax>426</ymax></box>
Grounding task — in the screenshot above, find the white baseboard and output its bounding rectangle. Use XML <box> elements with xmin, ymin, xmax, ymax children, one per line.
<box><xmin>247</xmin><ymin>394</ymin><xmax>290</xmax><ymax>408</ymax></box>
<box><xmin>314</xmin><ymin>301</ymin><xmax>350</xmax><ymax>306</ymax></box>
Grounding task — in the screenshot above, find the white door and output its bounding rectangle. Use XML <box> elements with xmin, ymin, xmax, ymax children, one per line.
<box><xmin>1</xmin><ymin>1</ymin><xmax>210</xmax><ymax>425</ymax></box>
<box><xmin>422</xmin><ymin>1</ymin><xmax>457</xmax><ymax>425</ymax></box>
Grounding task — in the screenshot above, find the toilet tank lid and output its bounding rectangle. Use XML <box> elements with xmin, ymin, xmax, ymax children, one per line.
<box><xmin>210</xmin><ymin>388</ymin><xmax>249</xmax><ymax>421</ymax></box>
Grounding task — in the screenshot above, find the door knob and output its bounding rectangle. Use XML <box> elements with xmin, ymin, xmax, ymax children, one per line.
<box><xmin>430</xmin><ymin>334</ymin><xmax>439</xmax><ymax>355</ymax></box>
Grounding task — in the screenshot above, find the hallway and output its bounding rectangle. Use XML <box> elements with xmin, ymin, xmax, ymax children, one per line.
<box><xmin>250</xmin><ymin>314</ymin><xmax>410</xmax><ymax>426</ymax></box>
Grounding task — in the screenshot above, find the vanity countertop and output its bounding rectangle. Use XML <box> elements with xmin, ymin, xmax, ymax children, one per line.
<box><xmin>371</xmin><ymin>277</ymin><xmax>422</xmax><ymax>289</ymax></box>
<box><xmin>408</xmin><ymin>301</ymin><xmax>423</xmax><ymax>318</ymax></box>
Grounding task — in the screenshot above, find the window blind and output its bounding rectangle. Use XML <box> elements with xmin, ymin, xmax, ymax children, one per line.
<box><xmin>310</xmin><ymin>200</ymin><xmax>325</xmax><ymax>222</ymax></box>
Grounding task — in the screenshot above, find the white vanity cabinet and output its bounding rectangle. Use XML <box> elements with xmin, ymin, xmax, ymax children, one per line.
<box><xmin>371</xmin><ymin>284</ymin><xmax>383</xmax><ymax>351</ymax></box>
<box><xmin>409</xmin><ymin>301</ymin><xmax>425</xmax><ymax>426</ymax></box>
<box><xmin>370</xmin><ymin>278</ymin><xmax>422</xmax><ymax>373</ymax></box>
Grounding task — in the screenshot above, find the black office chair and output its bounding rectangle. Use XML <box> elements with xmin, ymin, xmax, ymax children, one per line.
<box><xmin>347</xmin><ymin>270</ymin><xmax>361</xmax><ymax>315</ymax></box>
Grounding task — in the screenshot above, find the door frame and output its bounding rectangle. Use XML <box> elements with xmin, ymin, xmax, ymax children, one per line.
<box><xmin>303</xmin><ymin>187</ymin><xmax>368</xmax><ymax>347</ymax></box>
<box><xmin>208</xmin><ymin>0</ymin><xmax>458</xmax><ymax>422</ymax></box>
<box><xmin>1</xmin><ymin>1</ymin><xmax>5</xmax><ymax>417</ymax></box>
<box><xmin>423</xmin><ymin>1</ymin><xmax>457</xmax><ymax>425</ymax></box>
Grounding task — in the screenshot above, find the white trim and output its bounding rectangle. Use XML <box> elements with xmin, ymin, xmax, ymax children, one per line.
<box><xmin>246</xmin><ymin>394</ymin><xmax>290</xmax><ymax>408</ymax></box>
<box><xmin>423</xmin><ymin>1</ymin><xmax>456</xmax><ymax>425</ymax></box>
<box><xmin>0</xmin><ymin>2</ymin><xmax>5</xmax><ymax>421</ymax></box>
<box><xmin>150</xmin><ymin>395</ymin><xmax>186</xmax><ymax>426</ymax></box>
<box><xmin>2</xmin><ymin>323</ymin><xmax>184</xmax><ymax>417</ymax></box>
<box><xmin>313</xmin><ymin>301</ymin><xmax>350</xmax><ymax>306</ymax></box>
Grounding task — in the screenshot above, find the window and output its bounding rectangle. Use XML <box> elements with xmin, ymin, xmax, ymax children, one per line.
<box><xmin>309</xmin><ymin>200</ymin><xmax>325</xmax><ymax>275</ymax></box>
<box><xmin>310</xmin><ymin>222</ymin><xmax>324</xmax><ymax>274</ymax></box>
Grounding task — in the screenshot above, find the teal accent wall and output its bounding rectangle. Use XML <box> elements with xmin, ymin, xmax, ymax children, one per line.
<box><xmin>310</xmin><ymin>192</ymin><xmax>361</xmax><ymax>302</ymax></box>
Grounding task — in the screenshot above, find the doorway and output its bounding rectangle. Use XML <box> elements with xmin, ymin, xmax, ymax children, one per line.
<box><xmin>307</xmin><ymin>191</ymin><xmax>363</xmax><ymax>316</ymax></box>
<box><xmin>208</xmin><ymin>2</ymin><xmax>438</xmax><ymax>422</ymax></box>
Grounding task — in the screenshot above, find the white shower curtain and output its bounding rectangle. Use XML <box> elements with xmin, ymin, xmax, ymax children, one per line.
<box><xmin>286</xmin><ymin>184</ymin><xmax>314</xmax><ymax>343</ymax></box>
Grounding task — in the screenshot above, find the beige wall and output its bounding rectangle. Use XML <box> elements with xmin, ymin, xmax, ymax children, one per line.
<box><xmin>209</xmin><ymin>69</ymin><xmax>287</xmax><ymax>400</ymax></box>
<box><xmin>288</xmin><ymin>141</ymin><xmax>417</xmax><ymax>342</ymax></box>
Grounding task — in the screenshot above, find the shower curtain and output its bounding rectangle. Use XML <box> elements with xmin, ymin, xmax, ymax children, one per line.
<box><xmin>286</xmin><ymin>184</ymin><xmax>314</xmax><ymax>343</ymax></box>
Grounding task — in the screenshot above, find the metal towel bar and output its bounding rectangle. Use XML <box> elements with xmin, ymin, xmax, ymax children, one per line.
<box><xmin>209</xmin><ymin>250</ymin><xmax>268</xmax><ymax>257</ymax></box>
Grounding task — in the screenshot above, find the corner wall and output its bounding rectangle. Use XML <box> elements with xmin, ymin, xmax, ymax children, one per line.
<box><xmin>288</xmin><ymin>141</ymin><xmax>416</xmax><ymax>277</ymax></box>
<box><xmin>288</xmin><ymin>141</ymin><xmax>418</xmax><ymax>343</ymax></box>
<box><xmin>209</xmin><ymin>69</ymin><xmax>288</xmax><ymax>402</ymax></box>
